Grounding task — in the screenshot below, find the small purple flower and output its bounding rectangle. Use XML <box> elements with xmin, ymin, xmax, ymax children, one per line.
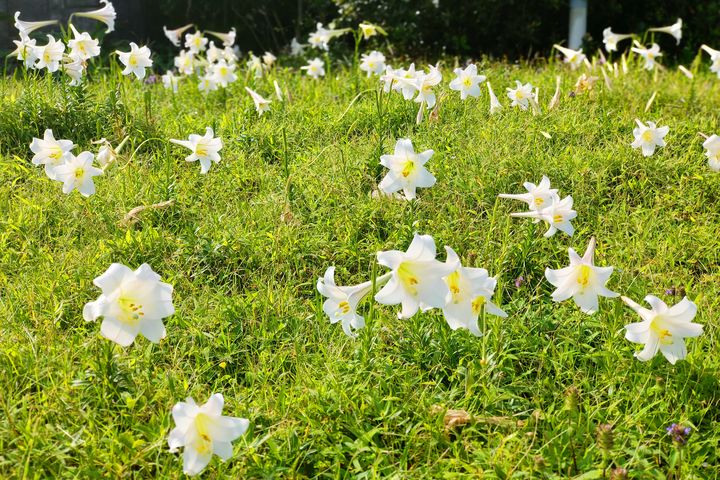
<box><xmin>666</xmin><ymin>423</ymin><xmax>691</xmax><ymax>445</ymax></box>
<box><xmin>665</xmin><ymin>287</ymin><xmax>676</xmax><ymax>296</ymax></box>
<box><xmin>514</xmin><ymin>276</ymin><xmax>525</xmax><ymax>288</ymax></box>
<box><xmin>144</xmin><ymin>74</ymin><xmax>158</xmax><ymax>85</ymax></box>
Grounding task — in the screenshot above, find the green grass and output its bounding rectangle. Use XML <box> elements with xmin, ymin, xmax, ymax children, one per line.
<box><xmin>0</xmin><ymin>57</ymin><xmax>719</xmax><ymax>479</ymax></box>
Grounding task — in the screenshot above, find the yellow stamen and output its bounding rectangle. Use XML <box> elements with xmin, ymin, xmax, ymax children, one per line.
<box><xmin>577</xmin><ymin>265</ymin><xmax>592</xmax><ymax>288</ymax></box>
<box><xmin>401</xmin><ymin>160</ymin><xmax>415</xmax><ymax>178</ymax></box>
<box><xmin>650</xmin><ymin>318</ymin><xmax>673</xmax><ymax>345</ymax></box>
<box><xmin>642</xmin><ymin>130</ymin><xmax>653</xmax><ymax>142</ymax></box>
<box><xmin>553</xmin><ymin>214</ymin><xmax>563</xmax><ymax>224</ymax></box>
<box><xmin>398</xmin><ymin>262</ymin><xmax>419</xmax><ymax>295</ymax></box>
<box><xmin>338</xmin><ymin>301</ymin><xmax>351</xmax><ymax>315</ymax></box>
<box><xmin>471</xmin><ymin>296</ymin><xmax>486</xmax><ymax>315</ymax></box>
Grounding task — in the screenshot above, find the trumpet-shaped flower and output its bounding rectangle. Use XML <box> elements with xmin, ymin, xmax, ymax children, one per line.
<box><xmin>54</xmin><ymin>151</ymin><xmax>102</xmax><ymax>197</ymax></box>
<box><xmin>700</xmin><ymin>45</ymin><xmax>720</xmax><ymax>78</ymax></box>
<box><xmin>378</xmin><ymin>138</ymin><xmax>435</xmax><ymax>200</ymax></box>
<box><xmin>95</xmin><ymin>139</ymin><xmax>117</xmax><ymax>167</ymax></box>
<box><xmin>622</xmin><ymin>295</ymin><xmax>702</xmax><ymax>364</ymax></box>
<box><xmin>375</xmin><ymin>234</ymin><xmax>458</xmax><ymax>319</ymax></box>
<box><xmin>206</xmin><ymin>28</ymin><xmax>236</xmax><ymax>47</ymax></box>
<box><xmin>116</xmin><ymin>42</ymin><xmax>152</xmax><ymax>80</ymax></box>
<box><xmin>414</xmin><ymin>65</ymin><xmax>442</xmax><ymax>109</ymax></box>
<box><xmin>205</xmin><ymin>41</ymin><xmax>222</xmax><ymax>64</ymax></box>
<box><xmin>498</xmin><ymin>175</ymin><xmax>558</xmax><ymax>213</ymax></box>
<box><xmin>83</xmin><ymin>263</ymin><xmax>174</xmax><ymax>346</ymax></box>
<box><xmin>393</xmin><ymin>63</ymin><xmax>420</xmax><ymax>100</ymax></box>
<box><xmin>506</xmin><ymin>80</ymin><xmax>535</xmax><ymax>110</ymax></box>
<box><xmin>703</xmin><ymin>134</ymin><xmax>720</xmax><ymax>171</ymax></box>
<box><xmin>273</xmin><ymin>80</ymin><xmax>283</xmax><ymax>101</ymax></box>
<box><xmin>448</xmin><ymin>64</ymin><xmax>486</xmax><ymax>100</ymax></box>
<box><xmin>170</xmin><ymin>127</ymin><xmax>222</xmax><ymax>174</ymax></box>
<box><xmin>511</xmin><ymin>194</ymin><xmax>577</xmax><ymax>237</ymax></box>
<box><xmin>168</xmin><ymin>393</ymin><xmax>249</xmax><ymax>476</ymax></box>
<box><xmin>308</xmin><ymin>23</ymin><xmax>348</xmax><ymax>50</ymax></box>
<box><xmin>631</xmin><ymin>119</ymin><xmax>669</xmax><ymax>157</ymax></box>
<box><xmin>198</xmin><ymin>73</ymin><xmax>218</xmax><ymax>94</ymax></box>
<box><xmin>359</xmin><ymin>22</ymin><xmax>386</xmax><ymax>39</ymax></box>
<box><xmin>30</xmin><ymin>129</ymin><xmax>75</xmax><ymax>180</ymax></box>
<box><xmin>73</xmin><ymin>0</ymin><xmax>116</xmax><ymax>33</ymax></box>
<box><xmin>245</xmin><ymin>87</ymin><xmax>271</xmax><ymax>116</ymax></box>
<box><xmin>442</xmin><ymin>247</ymin><xmax>506</xmax><ymax>336</ymax></box>
<box><xmin>246</xmin><ymin>53</ymin><xmax>263</xmax><ymax>79</ymax></box>
<box><xmin>13</xmin><ymin>11</ymin><xmax>58</xmax><ymax>36</ymax></box>
<box><xmin>487</xmin><ymin>81</ymin><xmax>503</xmax><ymax>113</ymax></box>
<box><xmin>290</xmin><ymin>37</ymin><xmax>305</xmax><ymax>56</ymax></box>
<box><xmin>68</xmin><ymin>24</ymin><xmax>100</xmax><ymax>61</ymax></box>
<box><xmin>10</xmin><ymin>35</ymin><xmax>39</xmax><ymax>68</ymax></box>
<box><xmin>316</xmin><ymin>267</ymin><xmax>391</xmax><ymax>337</ymax></box>
<box><xmin>301</xmin><ymin>57</ymin><xmax>325</xmax><ymax>79</ymax></box>
<box><xmin>262</xmin><ymin>51</ymin><xmax>277</xmax><ymax>68</ymax></box>
<box><xmin>602</xmin><ymin>28</ymin><xmax>633</xmax><ymax>52</ymax></box>
<box><xmin>35</xmin><ymin>35</ymin><xmax>65</xmax><ymax>73</ymax></box>
<box><xmin>649</xmin><ymin>18</ymin><xmax>682</xmax><ymax>45</ymax></box>
<box><xmin>62</xmin><ymin>56</ymin><xmax>85</xmax><ymax>86</ymax></box>
<box><xmin>359</xmin><ymin>50</ymin><xmax>386</xmax><ymax>77</ymax></box>
<box><xmin>162</xmin><ymin>71</ymin><xmax>180</xmax><ymax>93</ymax></box>
<box><xmin>163</xmin><ymin>24</ymin><xmax>194</xmax><ymax>47</ymax></box>
<box><xmin>185</xmin><ymin>31</ymin><xmax>208</xmax><ymax>53</ymax></box>
<box><xmin>553</xmin><ymin>44</ymin><xmax>586</xmax><ymax>70</ymax></box>
<box><xmin>211</xmin><ymin>60</ymin><xmax>237</xmax><ymax>87</ymax></box>
<box><xmin>544</xmin><ymin>237</ymin><xmax>619</xmax><ymax>314</ymax></box>
<box><xmin>174</xmin><ymin>50</ymin><xmax>195</xmax><ymax>75</ymax></box>
<box><xmin>631</xmin><ymin>43</ymin><xmax>662</xmax><ymax>70</ymax></box>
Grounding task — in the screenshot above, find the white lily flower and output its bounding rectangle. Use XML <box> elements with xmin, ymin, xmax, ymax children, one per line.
<box><xmin>62</xmin><ymin>56</ymin><xmax>85</xmax><ymax>86</ymax></box>
<box><xmin>602</xmin><ymin>28</ymin><xmax>633</xmax><ymax>52</ymax></box>
<box><xmin>553</xmin><ymin>44</ymin><xmax>586</xmax><ymax>70</ymax></box>
<box><xmin>174</xmin><ymin>50</ymin><xmax>195</xmax><ymax>75</ymax></box>
<box><xmin>510</xmin><ymin>194</ymin><xmax>577</xmax><ymax>237</ymax></box>
<box><xmin>35</xmin><ymin>35</ymin><xmax>65</xmax><ymax>73</ymax></box>
<box><xmin>487</xmin><ymin>81</ymin><xmax>503</xmax><ymax>113</ymax></box>
<box><xmin>414</xmin><ymin>65</ymin><xmax>442</xmax><ymax>109</ymax></box>
<box><xmin>702</xmin><ymin>134</ymin><xmax>720</xmax><ymax>171</ymax></box>
<box><xmin>316</xmin><ymin>267</ymin><xmax>391</xmax><ymax>337</ymax></box>
<box><xmin>198</xmin><ymin>73</ymin><xmax>218</xmax><ymax>94</ymax></box>
<box><xmin>631</xmin><ymin>119</ymin><xmax>669</xmax><ymax>157</ymax></box>
<box><xmin>448</xmin><ymin>64</ymin><xmax>486</xmax><ymax>100</ymax></box>
<box><xmin>116</xmin><ymin>42</ymin><xmax>152</xmax><ymax>80</ymax></box>
<box><xmin>442</xmin><ymin>247</ymin><xmax>506</xmax><ymax>336</ymax></box>
<box><xmin>68</xmin><ymin>24</ymin><xmax>100</xmax><ymax>60</ymax></box>
<box><xmin>54</xmin><ymin>151</ymin><xmax>103</xmax><ymax>197</ymax></box>
<box><xmin>290</xmin><ymin>37</ymin><xmax>305</xmax><ymax>56</ymax></box>
<box><xmin>301</xmin><ymin>57</ymin><xmax>325</xmax><ymax>79</ymax></box>
<box><xmin>95</xmin><ymin>139</ymin><xmax>116</xmax><ymax>167</ymax></box>
<box><xmin>223</xmin><ymin>46</ymin><xmax>239</xmax><ymax>64</ymax></box>
<box><xmin>308</xmin><ymin>23</ymin><xmax>350</xmax><ymax>50</ymax></box>
<box><xmin>631</xmin><ymin>43</ymin><xmax>662</xmax><ymax>70</ymax></box>
<box><xmin>206</xmin><ymin>28</ymin><xmax>236</xmax><ymax>47</ymax></box>
<box><xmin>211</xmin><ymin>60</ymin><xmax>237</xmax><ymax>87</ymax></box>
<box><xmin>83</xmin><ymin>263</ymin><xmax>174</xmax><ymax>346</ymax></box>
<box><xmin>393</xmin><ymin>63</ymin><xmax>420</xmax><ymax>99</ymax></box>
<box><xmin>163</xmin><ymin>24</ymin><xmax>194</xmax><ymax>47</ymax></box>
<box><xmin>506</xmin><ymin>80</ymin><xmax>535</xmax><ymax>110</ymax></box>
<box><xmin>378</xmin><ymin>138</ymin><xmax>436</xmax><ymax>200</ymax></box>
<box><xmin>700</xmin><ymin>45</ymin><xmax>720</xmax><ymax>78</ymax></box>
<box><xmin>246</xmin><ymin>53</ymin><xmax>264</xmax><ymax>79</ymax></box>
<box><xmin>30</xmin><ymin>129</ymin><xmax>74</xmax><ymax>180</ymax></box>
<box><xmin>273</xmin><ymin>80</ymin><xmax>283</xmax><ymax>102</ymax></box>
<box><xmin>10</xmin><ymin>35</ymin><xmax>39</xmax><ymax>68</ymax></box>
<box><xmin>544</xmin><ymin>237</ymin><xmax>619</xmax><ymax>314</ymax></box>
<box><xmin>380</xmin><ymin>65</ymin><xmax>397</xmax><ymax>92</ymax></box>
<box><xmin>13</xmin><ymin>11</ymin><xmax>58</xmax><ymax>36</ymax></box>
<box><xmin>359</xmin><ymin>50</ymin><xmax>386</xmax><ymax>77</ymax></box>
<box><xmin>185</xmin><ymin>31</ymin><xmax>208</xmax><ymax>53</ymax></box>
<box><xmin>649</xmin><ymin>18</ymin><xmax>682</xmax><ymax>45</ymax></box>
<box><xmin>375</xmin><ymin>233</ymin><xmax>458</xmax><ymax>319</ymax></box>
<box><xmin>73</xmin><ymin>0</ymin><xmax>116</xmax><ymax>33</ymax></box>
<box><xmin>245</xmin><ymin>87</ymin><xmax>271</xmax><ymax>116</ymax></box>
<box><xmin>498</xmin><ymin>175</ymin><xmax>558</xmax><ymax>213</ymax></box>
<box><xmin>170</xmin><ymin>127</ymin><xmax>222</xmax><ymax>174</ymax></box>
<box><xmin>205</xmin><ymin>41</ymin><xmax>222</xmax><ymax>64</ymax></box>
<box><xmin>622</xmin><ymin>295</ymin><xmax>702</xmax><ymax>364</ymax></box>
<box><xmin>262</xmin><ymin>51</ymin><xmax>277</xmax><ymax>68</ymax></box>
<box><xmin>168</xmin><ymin>393</ymin><xmax>249</xmax><ymax>476</ymax></box>
<box><xmin>162</xmin><ymin>71</ymin><xmax>180</xmax><ymax>93</ymax></box>
<box><xmin>359</xmin><ymin>22</ymin><xmax>385</xmax><ymax>39</ymax></box>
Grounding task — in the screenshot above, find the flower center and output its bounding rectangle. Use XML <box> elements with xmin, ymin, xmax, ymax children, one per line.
<box><xmin>397</xmin><ymin>262</ymin><xmax>419</xmax><ymax>295</ymax></box>
<box><xmin>649</xmin><ymin>317</ymin><xmax>673</xmax><ymax>345</ymax></box>
<box><xmin>196</xmin><ymin>143</ymin><xmax>209</xmax><ymax>157</ymax></box>
<box><xmin>471</xmin><ymin>296</ymin><xmax>486</xmax><ymax>315</ymax></box>
<box><xmin>74</xmin><ymin>167</ymin><xmax>85</xmax><ymax>179</ymax></box>
<box><xmin>49</xmin><ymin>146</ymin><xmax>63</xmax><ymax>160</ymax></box>
<box><xmin>516</xmin><ymin>90</ymin><xmax>524</xmax><ymax>99</ymax></box>
<box><xmin>642</xmin><ymin>130</ymin><xmax>654</xmax><ymax>142</ymax></box>
<box><xmin>577</xmin><ymin>265</ymin><xmax>592</xmax><ymax>288</ymax></box>
<box><xmin>446</xmin><ymin>271</ymin><xmax>462</xmax><ymax>302</ymax></box>
<box><xmin>463</xmin><ymin>77</ymin><xmax>472</xmax><ymax>87</ymax></box>
<box><xmin>193</xmin><ymin>413</ymin><xmax>214</xmax><ymax>453</ymax></box>
<box><xmin>129</xmin><ymin>55</ymin><xmax>137</xmax><ymax>66</ymax></box>
<box><xmin>534</xmin><ymin>197</ymin><xmax>545</xmax><ymax>207</ymax></box>
<box><xmin>553</xmin><ymin>214</ymin><xmax>564</xmax><ymax>224</ymax></box>
<box><xmin>337</xmin><ymin>301</ymin><xmax>351</xmax><ymax>315</ymax></box>
<box><xmin>401</xmin><ymin>160</ymin><xmax>415</xmax><ymax>178</ymax></box>
<box><xmin>118</xmin><ymin>296</ymin><xmax>144</xmax><ymax>325</ymax></box>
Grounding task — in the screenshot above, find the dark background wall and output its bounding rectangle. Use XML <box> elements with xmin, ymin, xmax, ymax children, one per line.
<box><xmin>1</xmin><ymin>0</ymin><xmax>719</xmax><ymax>61</ymax></box>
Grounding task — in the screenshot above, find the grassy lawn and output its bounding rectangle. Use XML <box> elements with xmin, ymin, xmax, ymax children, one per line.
<box><xmin>0</xmin><ymin>58</ymin><xmax>718</xmax><ymax>478</ymax></box>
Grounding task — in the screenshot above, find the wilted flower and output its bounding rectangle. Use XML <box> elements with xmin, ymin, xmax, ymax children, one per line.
<box><xmin>375</xmin><ymin>233</ymin><xmax>458</xmax><ymax>319</ymax></box>
<box><xmin>631</xmin><ymin>43</ymin><xmax>662</xmax><ymax>70</ymax></box>
<box><xmin>54</xmin><ymin>151</ymin><xmax>103</xmax><ymax>197</ymax></box>
<box><xmin>574</xmin><ymin>73</ymin><xmax>598</xmax><ymax>94</ymax></box>
<box><xmin>544</xmin><ymin>237</ymin><xmax>619</xmax><ymax>314</ymax></box>
<box><xmin>442</xmin><ymin>247</ymin><xmax>506</xmax><ymax>336</ymax></box>
<box><xmin>622</xmin><ymin>295</ymin><xmax>703</xmax><ymax>364</ymax></box>
<box><xmin>13</xmin><ymin>11</ymin><xmax>58</xmax><ymax>36</ymax></box>
<box><xmin>378</xmin><ymin>138</ymin><xmax>436</xmax><ymax>200</ymax></box>
<box><xmin>163</xmin><ymin>24</ymin><xmax>194</xmax><ymax>47</ymax></box>
<box><xmin>448</xmin><ymin>64</ymin><xmax>486</xmax><ymax>100</ymax></box>
<box><xmin>359</xmin><ymin>50</ymin><xmax>386</xmax><ymax>77</ymax></box>
<box><xmin>507</xmin><ymin>80</ymin><xmax>535</xmax><ymax>110</ymax></box>
<box><xmin>168</xmin><ymin>393</ymin><xmax>249</xmax><ymax>476</ymax></box>
<box><xmin>602</xmin><ymin>28</ymin><xmax>633</xmax><ymax>52</ymax></box>
<box><xmin>30</xmin><ymin>129</ymin><xmax>74</xmax><ymax>180</ymax></box>
<box><xmin>170</xmin><ymin>127</ymin><xmax>223</xmax><ymax>174</ymax></box>
<box><xmin>245</xmin><ymin>87</ymin><xmax>271</xmax><ymax>116</ymax></box>
<box><xmin>116</xmin><ymin>42</ymin><xmax>153</xmax><ymax>80</ymax></box>
<box><xmin>301</xmin><ymin>57</ymin><xmax>325</xmax><ymax>79</ymax></box>
<box><xmin>702</xmin><ymin>134</ymin><xmax>720</xmax><ymax>171</ymax></box>
<box><xmin>649</xmin><ymin>18</ymin><xmax>682</xmax><ymax>45</ymax></box>
<box><xmin>631</xmin><ymin>119</ymin><xmax>669</xmax><ymax>157</ymax></box>
<box><xmin>73</xmin><ymin>0</ymin><xmax>116</xmax><ymax>33</ymax></box>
